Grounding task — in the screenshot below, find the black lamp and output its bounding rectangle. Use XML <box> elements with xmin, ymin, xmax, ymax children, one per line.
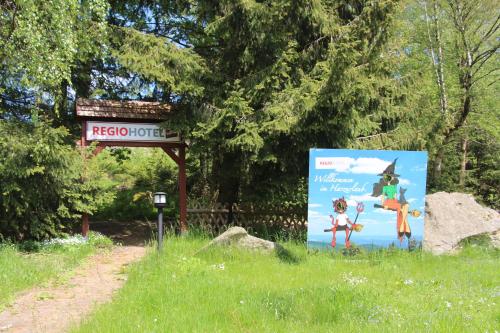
<box><xmin>153</xmin><ymin>192</ymin><xmax>166</xmax><ymax>252</ymax></box>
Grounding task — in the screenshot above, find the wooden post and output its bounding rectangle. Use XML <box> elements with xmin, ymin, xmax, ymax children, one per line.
<box><xmin>82</xmin><ymin>213</ymin><xmax>90</xmax><ymax>237</ymax></box>
<box><xmin>81</xmin><ymin>120</ymin><xmax>88</xmax><ymax>147</ymax></box>
<box><xmin>81</xmin><ymin>121</ymin><xmax>88</xmax><ymax>237</ymax></box>
<box><xmin>178</xmin><ymin>145</ymin><xmax>188</xmax><ymax>234</ymax></box>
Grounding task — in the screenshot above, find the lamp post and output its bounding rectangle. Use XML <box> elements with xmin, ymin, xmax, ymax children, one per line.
<box><xmin>153</xmin><ymin>192</ymin><xmax>167</xmax><ymax>252</ymax></box>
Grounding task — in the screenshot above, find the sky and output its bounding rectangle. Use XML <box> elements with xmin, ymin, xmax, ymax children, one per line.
<box><xmin>307</xmin><ymin>149</ymin><xmax>428</xmax><ymax>248</ymax></box>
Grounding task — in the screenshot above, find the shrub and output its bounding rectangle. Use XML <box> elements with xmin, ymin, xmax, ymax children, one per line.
<box><xmin>93</xmin><ymin>148</ymin><xmax>178</xmax><ymax>221</ymax></box>
<box><xmin>0</xmin><ymin>120</ymin><xmax>114</xmax><ymax>241</ymax></box>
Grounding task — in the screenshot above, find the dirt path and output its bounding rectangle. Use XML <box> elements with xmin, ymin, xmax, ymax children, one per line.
<box><xmin>0</xmin><ymin>246</ymin><xmax>146</xmax><ymax>333</ymax></box>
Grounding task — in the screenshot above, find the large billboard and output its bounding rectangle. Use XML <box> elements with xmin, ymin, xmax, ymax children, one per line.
<box><xmin>307</xmin><ymin>149</ymin><xmax>428</xmax><ymax>249</ymax></box>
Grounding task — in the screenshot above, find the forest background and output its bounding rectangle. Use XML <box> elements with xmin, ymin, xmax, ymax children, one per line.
<box><xmin>0</xmin><ymin>0</ymin><xmax>498</xmax><ymax>241</ymax></box>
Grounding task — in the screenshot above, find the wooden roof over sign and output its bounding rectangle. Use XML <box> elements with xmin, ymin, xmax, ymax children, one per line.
<box><xmin>76</xmin><ymin>98</ymin><xmax>172</xmax><ymax>120</ymax></box>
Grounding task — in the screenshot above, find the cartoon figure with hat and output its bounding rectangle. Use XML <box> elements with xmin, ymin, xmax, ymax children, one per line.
<box><xmin>372</xmin><ymin>159</ymin><xmax>420</xmax><ymax>243</ymax></box>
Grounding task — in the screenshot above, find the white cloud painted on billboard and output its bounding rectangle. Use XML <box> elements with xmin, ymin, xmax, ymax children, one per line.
<box><xmin>399</xmin><ymin>178</ymin><xmax>411</xmax><ymax>185</ymax></box>
<box><xmin>307</xmin><ymin>210</ymin><xmax>332</xmax><ymax>233</ymax></box>
<box><xmin>374</xmin><ymin>208</ymin><xmax>395</xmax><ymax>214</ymax></box>
<box><xmin>411</xmin><ymin>164</ymin><xmax>427</xmax><ymax>172</ymax></box>
<box><xmin>350</xmin><ymin>158</ymin><xmax>392</xmax><ymax>174</ymax></box>
<box><xmin>348</xmin><ymin>193</ymin><xmax>379</xmax><ymax>202</ymax></box>
<box><xmin>308</xmin><ymin>203</ymin><xmax>323</xmax><ymax>208</ymax></box>
<box><xmin>346</xmin><ymin>199</ymin><xmax>357</xmax><ymax>207</ymax></box>
<box><xmin>308</xmin><ymin>210</ymin><xmax>330</xmax><ymax>220</ymax></box>
<box><xmin>358</xmin><ymin>218</ymin><xmax>383</xmax><ymax>225</ymax></box>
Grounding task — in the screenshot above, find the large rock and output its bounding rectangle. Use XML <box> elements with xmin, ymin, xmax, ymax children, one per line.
<box><xmin>202</xmin><ymin>227</ymin><xmax>278</xmax><ymax>253</ymax></box>
<box><xmin>424</xmin><ymin>192</ymin><xmax>500</xmax><ymax>254</ymax></box>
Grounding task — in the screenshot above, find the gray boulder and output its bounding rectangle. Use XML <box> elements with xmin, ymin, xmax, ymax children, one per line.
<box><xmin>424</xmin><ymin>192</ymin><xmax>500</xmax><ymax>254</ymax></box>
<box><xmin>201</xmin><ymin>226</ymin><xmax>278</xmax><ymax>253</ymax></box>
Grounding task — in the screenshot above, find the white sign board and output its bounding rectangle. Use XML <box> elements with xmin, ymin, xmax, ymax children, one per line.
<box><xmin>86</xmin><ymin>121</ymin><xmax>179</xmax><ymax>142</ymax></box>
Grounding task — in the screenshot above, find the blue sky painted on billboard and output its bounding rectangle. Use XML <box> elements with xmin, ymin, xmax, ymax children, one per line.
<box><xmin>307</xmin><ymin>149</ymin><xmax>428</xmax><ymax>248</ymax></box>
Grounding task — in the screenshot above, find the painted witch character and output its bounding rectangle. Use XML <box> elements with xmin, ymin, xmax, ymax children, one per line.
<box><xmin>324</xmin><ymin>198</ymin><xmax>364</xmax><ymax>248</ymax></box>
<box><xmin>371</xmin><ymin>159</ymin><xmax>420</xmax><ymax>243</ymax></box>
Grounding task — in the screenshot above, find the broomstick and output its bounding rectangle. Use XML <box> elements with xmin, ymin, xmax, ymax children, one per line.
<box><xmin>347</xmin><ymin>202</ymin><xmax>364</xmax><ymax>241</ymax></box>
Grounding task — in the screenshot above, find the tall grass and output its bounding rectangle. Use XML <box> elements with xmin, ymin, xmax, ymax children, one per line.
<box><xmin>0</xmin><ymin>233</ymin><xmax>110</xmax><ymax>310</ymax></box>
<box><xmin>73</xmin><ymin>236</ymin><xmax>500</xmax><ymax>333</ymax></box>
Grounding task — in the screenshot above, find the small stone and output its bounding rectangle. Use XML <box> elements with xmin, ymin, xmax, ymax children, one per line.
<box><xmin>199</xmin><ymin>227</ymin><xmax>279</xmax><ymax>253</ymax></box>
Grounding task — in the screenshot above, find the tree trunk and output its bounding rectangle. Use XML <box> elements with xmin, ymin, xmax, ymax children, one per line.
<box><xmin>214</xmin><ymin>150</ymin><xmax>242</xmax><ymax>224</ymax></box>
<box><xmin>432</xmin><ymin>0</ymin><xmax>448</xmax><ymax>115</ymax></box>
<box><xmin>425</xmin><ymin>0</ymin><xmax>450</xmax><ymax>181</ymax></box>
<box><xmin>433</xmin><ymin>140</ymin><xmax>445</xmax><ymax>181</ymax></box>
<box><xmin>459</xmin><ymin>134</ymin><xmax>468</xmax><ymax>186</ymax></box>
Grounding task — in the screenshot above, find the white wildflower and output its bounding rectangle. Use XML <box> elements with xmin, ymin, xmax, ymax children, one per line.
<box><xmin>404</xmin><ymin>279</ymin><xmax>414</xmax><ymax>285</ymax></box>
<box><xmin>445</xmin><ymin>301</ymin><xmax>452</xmax><ymax>308</ymax></box>
<box><xmin>342</xmin><ymin>272</ymin><xmax>367</xmax><ymax>286</ymax></box>
<box><xmin>43</xmin><ymin>235</ymin><xmax>86</xmax><ymax>246</ymax></box>
<box><xmin>210</xmin><ymin>263</ymin><xmax>225</xmax><ymax>270</ymax></box>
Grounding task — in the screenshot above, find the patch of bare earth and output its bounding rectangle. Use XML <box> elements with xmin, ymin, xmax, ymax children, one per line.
<box><xmin>0</xmin><ymin>246</ymin><xmax>146</xmax><ymax>333</ymax></box>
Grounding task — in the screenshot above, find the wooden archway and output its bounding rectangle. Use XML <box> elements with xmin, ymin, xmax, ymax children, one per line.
<box><xmin>76</xmin><ymin>98</ymin><xmax>187</xmax><ymax>236</ymax></box>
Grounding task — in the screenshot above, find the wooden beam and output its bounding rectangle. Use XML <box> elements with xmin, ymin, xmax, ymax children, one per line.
<box><xmin>95</xmin><ymin>141</ymin><xmax>184</xmax><ymax>149</ymax></box>
<box><xmin>161</xmin><ymin>146</ymin><xmax>180</xmax><ymax>165</ymax></box>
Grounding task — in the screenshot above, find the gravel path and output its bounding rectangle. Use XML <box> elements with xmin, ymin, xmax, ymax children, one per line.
<box><xmin>0</xmin><ymin>246</ymin><xmax>146</xmax><ymax>333</ymax></box>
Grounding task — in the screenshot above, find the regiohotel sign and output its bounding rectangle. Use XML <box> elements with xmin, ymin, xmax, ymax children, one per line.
<box><xmin>86</xmin><ymin>121</ymin><xmax>179</xmax><ymax>142</ymax></box>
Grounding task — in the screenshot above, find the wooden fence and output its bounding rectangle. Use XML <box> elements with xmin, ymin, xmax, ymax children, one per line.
<box><xmin>187</xmin><ymin>202</ymin><xmax>307</xmax><ymax>239</ymax></box>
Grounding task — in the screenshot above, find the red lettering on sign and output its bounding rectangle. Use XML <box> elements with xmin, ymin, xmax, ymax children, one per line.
<box><xmin>100</xmin><ymin>127</ymin><xmax>107</xmax><ymax>135</ymax></box>
<box><xmin>93</xmin><ymin>127</ymin><xmax>99</xmax><ymax>135</ymax></box>
<box><xmin>108</xmin><ymin>127</ymin><xmax>115</xmax><ymax>136</ymax></box>
<box><xmin>120</xmin><ymin>128</ymin><xmax>128</xmax><ymax>136</ymax></box>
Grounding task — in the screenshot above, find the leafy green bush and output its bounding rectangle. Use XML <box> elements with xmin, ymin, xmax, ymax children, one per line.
<box><xmin>87</xmin><ymin>231</ymin><xmax>114</xmax><ymax>248</ymax></box>
<box><xmin>0</xmin><ymin>120</ymin><xmax>114</xmax><ymax>241</ymax></box>
<box><xmin>93</xmin><ymin>148</ymin><xmax>178</xmax><ymax>221</ymax></box>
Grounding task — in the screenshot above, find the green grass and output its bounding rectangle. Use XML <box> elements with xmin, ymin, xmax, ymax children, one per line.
<box><xmin>73</xmin><ymin>236</ymin><xmax>500</xmax><ymax>333</ymax></box>
<box><xmin>0</xmin><ymin>233</ymin><xmax>111</xmax><ymax>310</ymax></box>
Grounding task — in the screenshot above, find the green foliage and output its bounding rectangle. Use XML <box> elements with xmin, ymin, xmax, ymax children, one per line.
<box><xmin>93</xmin><ymin>148</ymin><xmax>179</xmax><ymax>221</ymax></box>
<box><xmin>0</xmin><ymin>0</ymin><xmax>498</xmax><ymax>220</ymax></box>
<box><xmin>463</xmin><ymin>128</ymin><xmax>500</xmax><ymax>209</ymax></box>
<box><xmin>0</xmin><ymin>0</ymin><xmax>108</xmax><ymax>90</ymax></box>
<box><xmin>87</xmin><ymin>231</ymin><xmax>114</xmax><ymax>248</ymax></box>
<box><xmin>112</xmin><ymin>27</ymin><xmax>206</xmax><ymax>97</ymax></box>
<box><xmin>172</xmin><ymin>0</ymin><xmax>404</xmax><ymax>204</ymax></box>
<box><xmin>0</xmin><ymin>120</ymin><xmax>114</xmax><ymax>241</ymax></box>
